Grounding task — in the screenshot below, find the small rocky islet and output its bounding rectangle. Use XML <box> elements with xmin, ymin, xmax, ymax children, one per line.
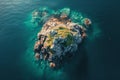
<box><xmin>32</xmin><ymin>7</ymin><xmax>92</xmax><ymax>68</ymax></box>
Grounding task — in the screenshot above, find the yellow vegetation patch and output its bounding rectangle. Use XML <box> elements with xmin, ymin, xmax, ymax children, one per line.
<box><xmin>56</xmin><ymin>26</ymin><xmax>71</xmax><ymax>38</ymax></box>
<box><xmin>44</xmin><ymin>26</ymin><xmax>74</xmax><ymax>48</ymax></box>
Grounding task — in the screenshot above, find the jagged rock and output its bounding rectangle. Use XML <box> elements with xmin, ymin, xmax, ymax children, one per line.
<box><xmin>53</xmin><ymin>37</ymin><xmax>65</xmax><ymax>45</ymax></box>
<box><xmin>49</xmin><ymin>62</ymin><xmax>56</xmax><ymax>68</ymax></box>
<box><xmin>50</xmin><ymin>30</ymin><xmax>57</xmax><ymax>37</ymax></box>
<box><xmin>50</xmin><ymin>44</ymin><xmax>63</xmax><ymax>58</ymax></box>
<box><xmin>74</xmin><ymin>34</ymin><xmax>82</xmax><ymax>44</ymax></box>
<box><xmin>69</xmin><ymin>43</ymin><xmax>78</xmax><ymax>53</ymax></box>
<box><xmin>83</xmin><ymin>18</ymin><xmax>92</xmax><ymax>26</ymax></box>
<box><xmin>35</xmin><ymin>53</ymin><xmax>40</xmax><ymax>60</ymax></box>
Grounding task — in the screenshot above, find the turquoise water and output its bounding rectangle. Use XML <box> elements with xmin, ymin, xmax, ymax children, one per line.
<box><xmin>0</xmin><ymin>0</ymin><xmax>120</xmax><ymax>80</ymax></box>
<box><xmin>23</xmin><ymin>7</ymin><xmax>101</xmax><ymax>80</ymax></box>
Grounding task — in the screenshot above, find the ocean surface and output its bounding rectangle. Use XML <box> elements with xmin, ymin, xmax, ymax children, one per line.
<box><xmin>0</xmin><ymin>0</ymin><xmax>120</xmax><ymax>80</ymax></box>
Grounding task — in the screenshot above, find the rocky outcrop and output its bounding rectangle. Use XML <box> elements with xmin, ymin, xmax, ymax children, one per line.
<box><xmin>33</xmin><ymin>8</ymin><xmax>92</xmax><ymax>68</ymax></box>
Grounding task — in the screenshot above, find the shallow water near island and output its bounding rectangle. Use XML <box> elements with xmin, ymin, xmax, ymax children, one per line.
<box><xmin>21</xmin><ymin>7</ymin><xmax>101</xmax><ymax>80</ymax></box>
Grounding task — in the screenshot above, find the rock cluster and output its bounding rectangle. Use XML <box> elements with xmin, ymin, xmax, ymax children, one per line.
<box><xmin>33</xmin><ymin>8</ymin><xmax>91</xmax><ymax>68</ymax></box>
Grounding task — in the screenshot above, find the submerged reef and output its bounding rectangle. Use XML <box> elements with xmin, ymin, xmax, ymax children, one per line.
<box><xmin>32</xmin><ymin>7</ymin><xmax>92</xmax><ymax>68</ymax></box>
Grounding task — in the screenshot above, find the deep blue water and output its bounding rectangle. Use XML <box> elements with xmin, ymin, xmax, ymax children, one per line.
<box><xmin>0</xmin><ymin>0</ymin><xmax>120</xmax><ymax>80</ymax></box>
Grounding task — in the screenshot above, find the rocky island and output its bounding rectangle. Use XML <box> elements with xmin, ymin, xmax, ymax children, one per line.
<box><xmin>32</xmin><ymin>8</ymin><xmax>92</xmax><ymax>68</ymax></box>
